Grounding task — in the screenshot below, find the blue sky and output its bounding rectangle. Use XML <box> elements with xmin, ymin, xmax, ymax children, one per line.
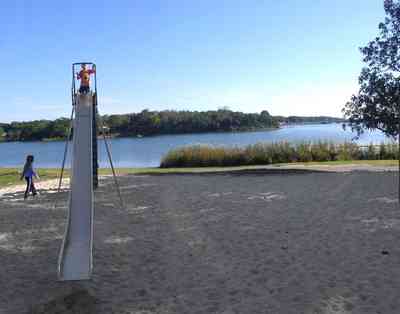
<box><xmin>0</xmin><ymin>0</ymin><xmax>385</xmax><ymax>122</ymax></box>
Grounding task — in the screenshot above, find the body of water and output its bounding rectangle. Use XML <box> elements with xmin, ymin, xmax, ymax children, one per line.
<box><xmin>0</xmin><ymin>123</ymin><xmax>394</xmax><ymax>168</ymax></box>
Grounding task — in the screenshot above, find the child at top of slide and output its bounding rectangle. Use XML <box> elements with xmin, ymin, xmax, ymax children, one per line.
<box><xmin>77</xmin><ymin>64</ymin><xmax>96</xmax><ymax>94</ymax></box>
<box><xmin>20</xmin><ymin>155</ymin><xmax>39</xmax><ymax>199</ymax></box>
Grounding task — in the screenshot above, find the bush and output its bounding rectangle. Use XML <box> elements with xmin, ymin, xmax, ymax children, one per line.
<box><xmin>364</xmin><ymin>143</ymin><xmax>378</xmax><ymax>160</ymax></box>
<box><xmin>310</xmin><ymin>141</ymin><xmax>331</xmax><ymax>162</ymax></box>
<box><xmin>296</xmin><ymin>143</ymin><xmax>313</xmax><ymax>162</ymax></box>
<box><xmin>336</xmin><ymin>142</ymin><xmax>362</xmax><ymax>161</ymax></box>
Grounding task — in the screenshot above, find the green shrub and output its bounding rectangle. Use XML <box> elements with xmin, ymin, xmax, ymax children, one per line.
<box><xmin>336</xmin><ymin>142</ymin><xmax>362</xmax><ymax>161</ymax></box>
<box><xmin>245</xmin><ymin>143</ymin><xmax>272</xmax><ymax>165</ymax></box>
<box><xmin>364</xmin><ymin>143</ymin><xmax>378</xmax><ymax>160</ymax></box>
<box><xmin>310</xmin><ymin>141</ymin><xmax>331</xmax><ymax>161</ymax></box>
<box><xmin>296</xmin><ymin>142</ymin><xmax>313</xmax><ymax>162</ymax></box>
<box><xmin>379</xmin><ymin>142</ymin><xmax>387</xmax><ymax>160</ymax></box>
<box><xmin>378</xmin><ymin>142</ymin><xmax>399</xmax><ymax>160</ymax></box>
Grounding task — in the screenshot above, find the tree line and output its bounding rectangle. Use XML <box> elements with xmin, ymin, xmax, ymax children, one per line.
<box><xmin>274</xmin><ymin>116</ymin><xmax>345</xmax><ymax>124</ymax></box>
<box><xmin>0</xmin><ymin>109</ymin><xmax>277</xmax><ymax>142</ymax></box>
<box><xmin>0</xmin><ymin>109</ymin><xmax>345</xmax><ymax>142</ymax></box>
<box><xmin>0</xmin><ymin>119</ymin><xmax>71</xmax><ymax>142</ymax></box>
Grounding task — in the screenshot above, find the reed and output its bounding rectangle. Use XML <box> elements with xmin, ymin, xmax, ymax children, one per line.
<box><xmin>160</xmin><ymin>142</ymin><xmax>399</xmax><ymax>168</ymax></box>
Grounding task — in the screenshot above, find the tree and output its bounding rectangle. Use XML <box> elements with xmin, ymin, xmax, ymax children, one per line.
<box><xmin>343</xmin><ymin>0</ymin><xmax>400</xmax><ymax>139</ymax></box>
<box><xmin>48</xmin><ymin>118</ymin><xmax>70</xmax><ymax>139</ymax></box>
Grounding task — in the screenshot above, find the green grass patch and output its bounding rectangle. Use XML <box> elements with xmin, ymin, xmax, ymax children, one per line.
<box><xmin>0</xmin><ymin>168</ymin><xmax>63</xmax><ymax>188</ymax></box>
<box><xmin>294</xmin><ymin>160</ymin><xmax>398</xmax><ymax>166</ymax></box>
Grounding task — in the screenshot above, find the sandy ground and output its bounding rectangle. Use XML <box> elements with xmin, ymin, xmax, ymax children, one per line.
<box><xmin>0</xmin><ymin>168</ymin><xmax>399</xmax><ymax>313</ymax></box>
<box><xmin>0</xmin><ymin>178</ymin><xmax>70</xmax><ymax>198</ymax></box>
<box><xmin>0</xmin><ymin>164</ymin><xmax>397</xmax><ymax>198</ymax></box>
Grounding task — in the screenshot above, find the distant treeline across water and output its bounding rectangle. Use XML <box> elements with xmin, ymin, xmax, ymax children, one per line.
<box><xmin>0</xmin><ymin>109</ymin><xmax>345</xmax><ymax>142</ymax></box>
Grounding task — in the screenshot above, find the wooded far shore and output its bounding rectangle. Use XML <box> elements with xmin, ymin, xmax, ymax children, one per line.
<box><xmin>0</xmin><ymin>109</ymin><xmax>345</xmax><ymax>142</ymax></box>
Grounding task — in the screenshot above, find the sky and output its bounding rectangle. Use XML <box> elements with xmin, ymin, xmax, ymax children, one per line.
<box><xmin>0</xmin><ymin>0</ymin><xmax>386</xmax><ymax>122</ymax></box>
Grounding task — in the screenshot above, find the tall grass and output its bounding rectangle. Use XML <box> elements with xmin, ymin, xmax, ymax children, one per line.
<box><xmin>160</xmin><ymin>142</ymin><xmax>399</xmax><ymax>168</ymax></box>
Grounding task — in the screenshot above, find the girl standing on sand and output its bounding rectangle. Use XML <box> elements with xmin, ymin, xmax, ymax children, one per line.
<box><xmin>20</xmin><ymin>155</ymin><xmax>39</xmax><ymax>199</ymax></box>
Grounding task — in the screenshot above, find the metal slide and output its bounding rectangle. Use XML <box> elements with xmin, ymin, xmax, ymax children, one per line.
<box><xmin>58</xmin><ymin>93</ymin><xmax>94</xmax><ymax>281</ymax></box>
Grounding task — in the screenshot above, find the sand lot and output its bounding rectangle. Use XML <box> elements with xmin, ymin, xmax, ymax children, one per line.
<box><xmin>0</xmin><ymin>170</ymin><xmax>399</xmax><ymax>314</ymax></box>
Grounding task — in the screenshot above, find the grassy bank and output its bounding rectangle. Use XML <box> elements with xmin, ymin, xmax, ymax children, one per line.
<box><xmin>161</xmin><ymin>142</ymin><xmax>399</xmax><ymax>168</ymax></box>
<box><xmin>1</xmin><ymin>159</ymin><xmax>398</xmax><ymax>189</ymax></box>
<box><xmin>0</xmin><ymin>168</ymin><xmax>62</xmax><ymax>188</ymax></box>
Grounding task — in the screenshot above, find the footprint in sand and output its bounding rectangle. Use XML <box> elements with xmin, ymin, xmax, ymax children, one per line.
<box><xmin>0</xmin><ymin>225</ymin><xmax>62</xmax><ymax>253</ymax></box>
<box><xmin>207</xmin><ymin>193</ymin><xmax>221</xmax><ymax>197</ymax></box>
<box><xmin>104</xmin><ymin>236</ymin><xmax>134</xmax><ymax>244</ymax></box>
<box><xmin>126</xmin><ymin>206</ymin><xmax>151</xmax><ymax>213</ymax></box>
<box><xmin>319</xmin><ymin>295</ymin><xmax>354</xmax><ymax>314</ymax></box>
<box><xmin>0</xmin><ymin>233</ymin><xmax>10</xmax><ymax>243</ymax></box>
<box><xmin>120</xmin><ymin>184</ymin><xmax>157</xmax><ymax>190</ymax></box>
<box><xmin>368</xmin><ymin>197</ymin><xmax>398</xmax><ymax>204</ymax></box>
<box><xmin>361</xmin><ymin>217</ymin><xmax>400</xmax><ymax>232</ymax></box>
<box><xmin>207</xmin><ymin>192</ymin><xmax>233</xmax><ymax>198</ymax></box>
<box><xmin>199</xmin><ymin>207</ymin><xmax>217</xmax><ymax>213</ymax></box>
<box><xmin>0</xmin><ymin>232</ymin><xmax>38</xmax><ymax>253</ymax></box>
<box><xmin>248</xmin><ymin>192</ymin><xmax>286</xmax><ymax>201</ymax></box>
